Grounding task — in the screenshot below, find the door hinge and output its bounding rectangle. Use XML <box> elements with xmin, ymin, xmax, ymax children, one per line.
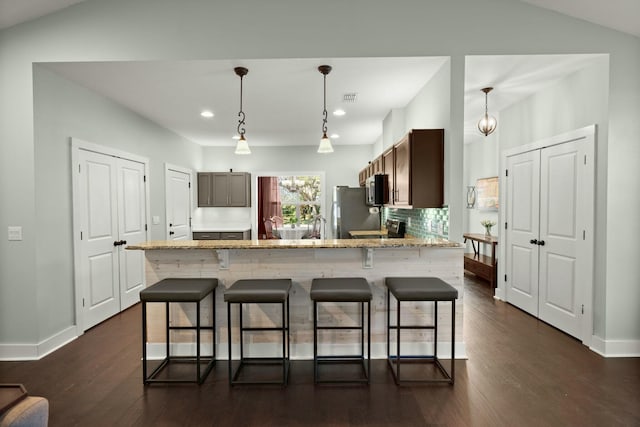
<box><xmin>504</xmin><ymin>274</ymin><xmax>507</xmax><ymax>282</ymax></box>
<box><xmin>584</xmin><ymin>155</ymin><xmax>587</xmax><ymax>165</ymax></box>
<box><xmin>144</xmin><ymin>175</ymin><xmax>146</xmax><ymax>182</ymax></box>
<box><xmin>505</xmin><ymin>222</ymin><xmax>508</xmax><ymax>230</ymax></box>
<box><xmin>581</xmin><ymin>304</ymin><xmax>584</xmax><ymax>314</ymax></box>
<box><xmin>80</xmin><ymin>231</ymin><xmax>83</xmax><ymax>240</ymax></box>
<box><xmin>583</xmin><ymin>230</ymin><xmax>586</xmax><ymax>240</ymax></box>
<box><xmin>82</xmin><ymin>298</ymin><xmax>85</xmax><ymax>307</ymax></box>
<box><xmin>188</xmin><ymin>182</ymin><xmax>191</xmax><ymax>188</ymax></box>
<box><xmin>78</xmin><ymin>164</ymin><xmax>81</xmax><ymax>173</ymax></box>
<box><xmin>145</xmin><ymin>224</ymin><xmax>148</xmax><ymax>231</ymax></box>
<box><xmin>505</xmin><ymin>169</ymin><xmax>509</xmax><ymax>177</ymax></box>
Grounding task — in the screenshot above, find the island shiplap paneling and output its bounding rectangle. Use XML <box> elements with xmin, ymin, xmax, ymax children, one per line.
<box><xmin>142</xmin><ymin>247</ymin><xmax>464</xmax><ymax>359</ymax></box>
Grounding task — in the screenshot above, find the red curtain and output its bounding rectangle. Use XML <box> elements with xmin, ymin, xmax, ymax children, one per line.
<box><xmin>257</xmin><ymin>177</ymin><xmax>282</xmax><ymax>239</ymax></box>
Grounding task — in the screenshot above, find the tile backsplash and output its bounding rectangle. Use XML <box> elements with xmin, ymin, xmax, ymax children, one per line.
<box><xmin>382</xmin><ymin>206</ymin><xmax>449</xmax><ymax>239</ymax></box>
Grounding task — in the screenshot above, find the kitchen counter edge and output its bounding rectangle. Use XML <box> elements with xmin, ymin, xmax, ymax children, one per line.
<box><xmin>127</xmin><ymin>238</ymin><xmax>462</xmax><ymax>250</ymax></box>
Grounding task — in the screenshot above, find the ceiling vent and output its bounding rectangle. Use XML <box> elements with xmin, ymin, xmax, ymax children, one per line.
<box><xmin>343</xmin><ymin>93</ymin><xmax>357</xmax><ymax>103</ymax></box>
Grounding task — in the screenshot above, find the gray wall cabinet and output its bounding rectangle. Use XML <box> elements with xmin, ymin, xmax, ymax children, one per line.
<box><xmin>197</xmin><ymin>172</ymin><xmax>251</xmax><ymax>207</ymax></box>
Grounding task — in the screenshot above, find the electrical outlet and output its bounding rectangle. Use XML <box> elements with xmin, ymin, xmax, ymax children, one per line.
<box><xmin>407</xmin><ymin>217</ymin><xmax>412</xmax><ymax>227</ymax></box>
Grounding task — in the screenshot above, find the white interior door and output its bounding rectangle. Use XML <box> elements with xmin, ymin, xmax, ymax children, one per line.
<box><xmin>117</xmin><ymin>158</ymin><xmax>147</xmax><ymax>309</ymax></box>
<box><xmin>506</xmin><ymin>150</ymin><xmax>540</xmax><ymax>316</ymax></box>
<box><xmin>166</xmin><ymin>167</ymin><xmax>192</xmax><ymax>240</ymax></box>
<box><xmin>78</xmin><ymin>150</ymin><xmax>120</xmax><ymax>329</ymax></box>
<box><xmin>502</xmin><ymin>126</ymin><xmax>595</xmax><ymax>344</ymax></box>
<box><xmin>538</xmin><ymin>140</ymin><xmax>588</xmax><ymax>339</ymax></box>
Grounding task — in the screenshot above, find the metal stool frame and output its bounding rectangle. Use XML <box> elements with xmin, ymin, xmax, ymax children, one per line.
<box><xmin>142</xmin><ymin>294</ymin><xmax>215</xmax><ymax>385</ymax></box>
<box><xmin>386</xmin><ymin>288</ymin><xmax>455</xmax><ymax>385</ymax></box>
<box><xmin>313</xmin><ymin>300</ymin><xmax>371</xmax><ymax>384</ymax></box>
<box><xmin>227</xmin><ymin>296</ymin><xmax>290</xmax><ymax>386</ymax></box>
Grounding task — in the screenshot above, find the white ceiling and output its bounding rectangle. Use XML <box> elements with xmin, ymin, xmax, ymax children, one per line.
<box><xmin>41</xmin><ymin>54</ymin><xmax>604</xmax><ymax>148</ymax></box>
<box><xmin>0</xmin><ymin>0</ymin><xmax>628</xmax><ymax>148</ymax></box>
<box><xmin>1</xmin><ymin>0</ymin><xmax>637</xmax><ymax>36</ymax></box>
<box><xmin>43</xmin><ymin>57</ymin><xmax>449</xmax><ymax>147</ymax></box>
<box><xmin>0</xmin><ymin>0</ymin><xmax>86</xmax><ymax>30</ymax></box>
<box><xmin>463</xmin><ymin>54</ymin><xmax>605</xmax><ymax>143</ymax></box>
<box><xmin>519</xmin><ymin>0</ymin><xmax>640</xmax><ymax>38</ymax></box>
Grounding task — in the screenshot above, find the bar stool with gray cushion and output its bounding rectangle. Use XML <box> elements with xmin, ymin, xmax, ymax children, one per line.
<box><xmin>310</xmin><ymin>277</ymin><xmax>372</xmax><ymax>384</ymax></box>
<box><xmin>385</xmin><ymin>277</ymin><xmax>458</xmax><ymax>385</ymax></box>
<box><xmin>224</xmin><ymin>279</ymin><xmax>292</xmax><ymax>386</ymax></box>
<box><xmin>140</xmin><ymin>278</ymin><xmax>218</xmax><ymax>385</ymax></box>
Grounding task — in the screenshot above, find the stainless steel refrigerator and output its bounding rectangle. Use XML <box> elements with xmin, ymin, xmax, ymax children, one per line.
<box><xmin>331</xmin><ymin>186</ymin><xmax>380</xmax><ymax>239</ymax></box>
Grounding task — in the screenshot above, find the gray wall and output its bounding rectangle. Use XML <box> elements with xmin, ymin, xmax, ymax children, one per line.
<box><xmin>463</xmin><ymin>128</ymin><xmax>500</xmax><ymax>235</ymax></box>
<box><xmin>497</xmin><ymin>57</ymin><xmax>611</xmax><ymax>337</ymax></box>
<box><xmin>0</xmin><ymin>0</ymin><xmax>639</xmax><ymax>354</ymax></box>
<box><xmin>32</xmin><ymin>66</ymin><xmax>203</xmax><ymax>341</ymax></box>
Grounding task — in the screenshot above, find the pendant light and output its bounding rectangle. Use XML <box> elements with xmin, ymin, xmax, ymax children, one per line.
<box><xmin>234</xmin><ymin>67</ymin><xmax>251</xmax><ymax>155</ymax></box>
<box><xmin>477</xmin><ymin>87</ymin><xmax>497</xmax><ymax>137</ymax></box>
<box><xmin>317</xmin><ymin>65</ymin><xmax>334</xmax><ymax>153</ymax></box>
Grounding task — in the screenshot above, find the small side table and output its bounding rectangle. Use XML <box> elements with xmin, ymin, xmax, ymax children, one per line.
<box><xmin>463</xmin><ymin>233</ymin><xmax>498</xmax><ymax>287</ymax></box>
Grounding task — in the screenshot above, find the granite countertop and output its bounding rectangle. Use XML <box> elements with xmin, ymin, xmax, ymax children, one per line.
<box><xmin>127</xmin><ymin>237</ymin><xmax>462</xmax><ymax>250</ymax></box>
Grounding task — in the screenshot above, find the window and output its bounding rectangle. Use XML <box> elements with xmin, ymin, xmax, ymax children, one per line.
<box><xmin>279</xmin><ymin>175</ymin><xmax>321</xmax><ymax>225</ymax></box>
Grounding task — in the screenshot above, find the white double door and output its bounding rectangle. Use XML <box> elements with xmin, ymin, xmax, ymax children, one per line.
<box><xmin>505</xmin><ymin>128</ymin><xmax>594</xmax><ymax>341</ymax></box>
<box><xmin>75</xmin><ymin>147</ymin><xmax>148</xmax><ymax>330</ymax></box>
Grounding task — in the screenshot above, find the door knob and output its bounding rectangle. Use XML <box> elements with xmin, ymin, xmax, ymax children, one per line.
<box><xmin>530</xmin><ymin>239</ymin><xmax>538</xmax><ymax>245</ymax></box>
<box><xmin>538</xmin><ymin>240</ymin><xmax>545</xmax><ymax>246</ymax></box>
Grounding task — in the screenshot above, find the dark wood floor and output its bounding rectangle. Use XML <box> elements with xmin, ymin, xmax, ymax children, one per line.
<box><xmin>1</xmin><ymin>275</ymin><xmax>639</xmax><ymax>426</ymax></box>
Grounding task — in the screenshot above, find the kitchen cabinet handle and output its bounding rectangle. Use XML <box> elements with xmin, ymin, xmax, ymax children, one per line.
<box><xmin>169</xmin><ymin>231</ymin><xmax>175</xmax><ymax>236</ymax></box>
<box><xmin>538</xmin><ymin>240</ymin><xmax>545</xmax><ymax>246</ymax></box>
<box><xmin>530</xmin><ymin>239</ymin><xmax>538</xmax><ymax>245</ymax></box>
<box><xmin>113</xmin><ymin>240</ymin><xmax>127</xmax><ymax>246</ymax></box>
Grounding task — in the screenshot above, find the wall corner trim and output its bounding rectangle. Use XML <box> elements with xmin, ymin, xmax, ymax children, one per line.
<box><xmin>590</xmin><ymin>335</ymin><xmax>640</xmax><ymax>358</ymax></box>
<box><xmin>0</xmin><ymin>326</ymin><xmax>77</xmax><ymax>361</ymax></box>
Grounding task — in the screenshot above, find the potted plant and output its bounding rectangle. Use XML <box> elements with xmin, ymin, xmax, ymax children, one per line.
<box><xmin>480</xmin><ymin>219</ymin><xmax>496</xmax><ymax>236</ymax></box>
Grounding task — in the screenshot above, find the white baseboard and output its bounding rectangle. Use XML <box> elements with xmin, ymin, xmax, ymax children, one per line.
<box><xmin>146</xmin><ymin>341</ymin><xmax>468</xmax><ymax>360</ymax></box>
<box><xmin>590</xmin><ymin>335</ymin><xmax>640</xmax><ymax>358</ymax></box>
<box><xmin>0</xmin><ymin>326</ymin><xmax>77</xmax><ymax>361</ymax></box>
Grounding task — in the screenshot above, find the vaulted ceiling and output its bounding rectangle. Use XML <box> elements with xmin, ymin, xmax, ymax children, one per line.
<box><xmin>1</xmin><ymin>1</ymin><xmax>632</xmax><ymax>148</ymax></box>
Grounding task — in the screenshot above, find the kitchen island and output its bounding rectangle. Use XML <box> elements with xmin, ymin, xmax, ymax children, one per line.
<box><xmin>128</xmin><ymin>237</ymin><xmax>465</xmax><ymax>360</ymax></box>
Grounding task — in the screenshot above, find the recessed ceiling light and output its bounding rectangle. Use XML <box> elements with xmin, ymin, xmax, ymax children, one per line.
<box><xmin>330</xmin><ymin>134</ymin><xmax>340</xmax><ymax>139</ymax></box>
<box><xmin>200</xmin><ymin>110</ymin><xmax>214</xmax><ymax>118</ymax></box>
<box><xmin>333</xmin><ymin>109</ymin><xmax>346</xmax><ymax>116</ymax></box>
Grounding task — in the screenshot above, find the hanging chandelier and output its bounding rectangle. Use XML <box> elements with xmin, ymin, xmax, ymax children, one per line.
<box><xmin>477</xmin><ymin>87</ymin><xmax>497</xmax><ymax>137</ymax></box>
<box><xmin>234</xmin><ymin>67</ymin><xmax>251</xmax><ymax>155</ymax></box>
<box><xmin>317</xmin><ymin>65</ymin><xmax>334</xmax><ymax>153</ymax></box>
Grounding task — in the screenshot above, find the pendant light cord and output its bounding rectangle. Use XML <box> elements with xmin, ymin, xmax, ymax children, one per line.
<box><xmin>484</xmin><ymin>90</ymin><xmax>489</xmax><ymax>117</ymax></box>
<box><xmin>237</xmin><ymin>74</ymin><xmax>246</xmax><ymax>137</ymax></box>
<box><xmin>322</xmin><ymin>73</ymin><xmax>328</xmax><ymax>134</ymax></box>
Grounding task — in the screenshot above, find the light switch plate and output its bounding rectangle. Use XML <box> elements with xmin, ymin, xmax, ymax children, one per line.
<box><xmin>8</xmin><ymin>226</ymin><xmax>22</xmax><ymax>241</ymax></box>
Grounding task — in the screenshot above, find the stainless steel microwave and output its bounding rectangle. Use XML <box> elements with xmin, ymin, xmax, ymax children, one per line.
<box><xmin>365</xmin><ymin>174</ymin><xmax>388</xmax><ymax>206</ymax></box>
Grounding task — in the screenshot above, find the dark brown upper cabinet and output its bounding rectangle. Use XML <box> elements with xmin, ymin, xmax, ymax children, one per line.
<box><xmin>197</xmin><ymin>172</ymin><xmax>251</xmax><ymax>207</ymax></box>
<box><xmin>372</xmin><ymin>129</ymin><xmax>444</xmax><ymax>209</ymax></box>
